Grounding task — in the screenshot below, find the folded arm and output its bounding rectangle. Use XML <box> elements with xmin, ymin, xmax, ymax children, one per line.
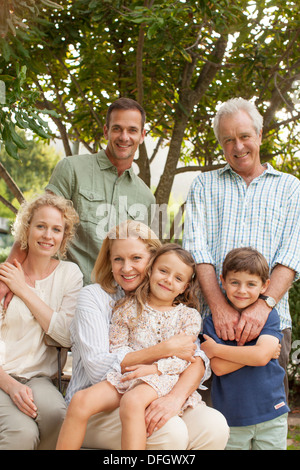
<box><xmin>202</xmin><ymin>334</ymin><xmax>280</xmax><ymax>376</ymax></box>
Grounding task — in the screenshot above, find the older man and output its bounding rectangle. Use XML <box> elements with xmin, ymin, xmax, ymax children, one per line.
<box><xmin>183</xmin><ymin>97</ymin><xmax>300</xmax><ymax>394</ymax></box>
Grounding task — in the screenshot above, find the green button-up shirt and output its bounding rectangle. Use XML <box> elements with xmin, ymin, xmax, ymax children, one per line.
<box><xmin>46</xmin><ymin>150</ymin><xmax>155</xmax><ymax>285</ymax></box>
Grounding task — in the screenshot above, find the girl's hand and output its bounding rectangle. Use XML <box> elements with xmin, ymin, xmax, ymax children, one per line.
<box><xmin>121</xmin><ymin>364</ymin><xmax>159</xmax><ymax>382</ymax></box>
<box><xmin>7</xmin><ymin>379</ymin><xmax>37</xmax><ymax>418</ymax></box>
<box><xmin>0</xmin><ymin>260</ymin><xmax>27</xmax><ymax>297</ymax></box>
<box><xmin>201</xmin><ymin>334</ymin><xmax>218</xmax><ymax>359</ymax></box>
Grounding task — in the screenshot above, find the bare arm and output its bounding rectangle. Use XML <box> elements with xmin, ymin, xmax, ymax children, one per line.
<box><xmin>202</xmin><ymin>334</ymin><xmax>279</xmax><ymax>374</ymax></box>
<box><xmin>197</xmin><ymin>263</ymin><xmax>295</xmax><ymax>345</ymax></box>
<box><xmin>236</xmin><ymin>264</ymin><xmax>295</xmax><ymax>344</ymax></box>
<box><xmin>196</xmin><ymin>264</ymin><xmax>240</xmax><ymax>341</ymax></box>
<box><xmin>120</xmin><ymin>334</ymin><xmax>197</xmax><ymax>373</ymax></box>
<box><xmin>0</xmin><ymin>367</ymin><xmax>37</xmax><ymax>418</ymax></box>
<box><xmin>145</xmin><ymin>357</ymin><xmax>205</xmax><ymax>436</ymax></box>
<box><xmin>0</xmin><ymin>260</ymin><xmax>53</xmax><ymax>332</ymax></box>
<box><xmin>0</xmin><ymin>242</ymin><xmax>27</xmax><ymax>307</ymax></box>
<box><xmin>210</xmin><ymin>357</ymin><xmax>244</xmax><ymax>376</ymax></box>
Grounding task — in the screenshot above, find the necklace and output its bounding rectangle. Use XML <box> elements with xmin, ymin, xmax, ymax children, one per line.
<box><xmin>24</xmin><ymin>270</ymin><xmax>36</xmax><ymax>287</ymax></box>
<box><xmin>23</xmin><ymin>260</ymin><xmax>53</xmax><ymax>287</ymax></box>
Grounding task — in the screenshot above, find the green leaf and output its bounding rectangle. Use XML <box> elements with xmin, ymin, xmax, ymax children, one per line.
<box><xmin>4</xmin><ymin>139</ymin><xmax>19</xmax><ymax>159</ymax></box>
<box><xmin>24</xmin><ymin>117</ymin><xmax>51</xmax><ymax>139</ymax></box>
<box><xmin>8</xmin><ymin>122</ymin><xmax>27</xmax><ymax>149</ymax></box>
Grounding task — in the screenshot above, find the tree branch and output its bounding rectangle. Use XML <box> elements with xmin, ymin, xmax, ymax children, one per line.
<box><xmin>0</xmin><ymin>162</ymin><xmax>25</xmax><ymax>204</ymax></box>
<box><xmin>0</xmin><ymin>194</ymin><xmax>18</xmax><ymax>214</ymax></box>
<box><xmin>57</xmin><ymin>56</ymin><xmax>103</xmax><ymax>128</ymax></box>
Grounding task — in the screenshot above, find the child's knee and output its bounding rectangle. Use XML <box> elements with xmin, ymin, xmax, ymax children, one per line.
<box><xmin>119</xmin><ymin>390</ymin><xmax>136</xmax><ymax>415</ymax></box>
<box><xmin>119</xmin><ymin>388</ymin><xmax>146</xmax><ymax>421</ymax></box>
<box><xmin>68</xmin><ymin>390</ymin><xmax>90</xmax><ymax>420</ymax></box>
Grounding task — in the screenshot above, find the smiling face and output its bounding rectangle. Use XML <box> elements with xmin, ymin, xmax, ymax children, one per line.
<box><xmin>110</xmin><ymin>237</ymin><xmax>151</xmax><ymax>294</ymax></box>
<box><xmin>219</xmin><ymin>110</ymin><xmax>264</xmax><ymax>182</ymax></box>
<box><xmin>221</xmin><ymin>270</ymin><xmax>269</xmax><ymax>312</ymax></box>
<box><xmin>104</xmin><ymin>108</ymin><xmax>146</xmax><ymax>174</ymax></box>
<box><xmin>148</xmin><ymin>252</ymin><xmax>193</xmax><ymax>310</ymax></box>
<box><xmin>27</xmin><ymin>205</ymin><xmax>65</xmax><ymax>258</ymax></box>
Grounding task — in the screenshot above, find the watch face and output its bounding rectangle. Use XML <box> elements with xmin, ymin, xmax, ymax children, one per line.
<box><xmin>266</xmin><ymin>297</ymin><xmax>276</xmax><ymax>308</ymax></box>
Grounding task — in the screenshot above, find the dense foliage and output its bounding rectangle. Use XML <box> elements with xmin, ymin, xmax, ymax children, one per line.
<box><xmin>0</xmin><ymin>0</ymin><xmax>299</xmax><ymax>208</ymax></box>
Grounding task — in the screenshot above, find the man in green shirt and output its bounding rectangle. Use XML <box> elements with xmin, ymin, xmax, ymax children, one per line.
<box><xmin>0</xmin><ymin>98</ymin><xmax>155</xmax><ymax>291</ymax></box>
<box><xmin>46</xmin><ymin>98</ymin><xmax>156</xmax><ymax>285</ymax></box>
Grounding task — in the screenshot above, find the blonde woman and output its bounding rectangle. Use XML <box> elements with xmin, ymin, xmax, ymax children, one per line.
<box><xmin>65</xmin><ymin>220</ymin><xmax>229</xmax><ymax>450</ymax></box>
<box><xmin>0</xmin><ymin>193</ymin><xmax>83</xmax><ymax>449</ymax></box>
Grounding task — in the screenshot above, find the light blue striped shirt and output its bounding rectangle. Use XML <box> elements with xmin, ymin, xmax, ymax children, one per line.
<box><xmin>65</xmin><ymin>283</ymin><xmax>210</xmax><ymax>404</ymax></box>
<box><xmin>183</xmin><ymin>163</ymin><xmax>300</xmax><ymax>330</ymax></box>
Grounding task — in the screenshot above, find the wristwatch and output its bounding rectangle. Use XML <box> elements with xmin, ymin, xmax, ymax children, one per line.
<box><xmin>259</xmin><ymin>294</ymin><xmax>277</xmax><ymax>308</ymax></box>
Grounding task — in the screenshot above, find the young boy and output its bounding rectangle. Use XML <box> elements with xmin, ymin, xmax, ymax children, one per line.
<box><xmin>202</xmin><ymin>247</ymin><xmax>289</xmax><ymax>450</ymax></box>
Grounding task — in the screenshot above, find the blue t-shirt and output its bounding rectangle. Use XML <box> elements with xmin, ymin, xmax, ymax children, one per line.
<box><xmin>203</xmin><ymin>310</ymin><xmax>290</xmax><ymax>427</ymax></box>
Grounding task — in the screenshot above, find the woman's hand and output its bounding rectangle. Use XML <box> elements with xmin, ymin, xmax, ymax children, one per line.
<box><xmin>6</xmin><ymin>379</ymin><xmax>37</xmax><ymax>418</ymax></box>
<box><xmin>121</xmin><ymin>364</ymin><xmax>159</xmax><ymax>382</ymax></box>
<box><xmin>145</xmin><ymin>394</ymin><xmax>183</xmax><ymax>437</ymax></box>
<box><xmin>0</xmin><ymin>260</ymin><xmax>27</xmax><ymax>298</ymax></box>
<box><xmin>165</xmin><ymin>334</ymin><xmax>197</xmax><ymax>362</ymax></box>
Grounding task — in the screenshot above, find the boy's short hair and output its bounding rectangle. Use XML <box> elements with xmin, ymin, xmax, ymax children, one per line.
<box><xmin>222</xmin><ymin>247</ymin><xmax>270</xmax><ymax>284</ymax></box>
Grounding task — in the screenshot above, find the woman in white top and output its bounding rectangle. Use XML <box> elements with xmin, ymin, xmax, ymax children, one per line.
<box><xmin>0</xmin><ymin>193</ymin><xmax>83</xmax><ymax>450</ymax></box>
<box><xmin>65</xmin><ymin>220</ymin><xmax>229</xmax><ymax>450</ymax></box>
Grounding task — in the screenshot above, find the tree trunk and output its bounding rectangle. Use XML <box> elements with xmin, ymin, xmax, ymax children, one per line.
<box><xmin>155</xmin><ymin>35</ymin><xmax>228</xmax><ymax>206</ymax></box>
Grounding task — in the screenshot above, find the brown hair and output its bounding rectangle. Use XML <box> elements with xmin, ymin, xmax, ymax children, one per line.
<box><xmin>12</xmin><ymin>192</ymin><xmax>79</xmax><ymax>258</ymax></box>
<box><xmin>92</xmin><ymin>220</ymin><xmax>161</xmax><ymax>294</ymax></box>
<box><xmin>106</xmin><ymin>97</ymin><xmax>146</xmax><ymax>130</ymax></box>
<box><xmin>222</xmin><ymin>247</ymin><xmax>270</xmax><ymax>284</ymax></box>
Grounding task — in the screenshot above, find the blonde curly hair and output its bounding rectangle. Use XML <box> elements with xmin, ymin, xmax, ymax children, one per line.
<box><xmin>12</xmin><ymin>193</ymin><xmax>79</xmax><ymax>258</ymax></box>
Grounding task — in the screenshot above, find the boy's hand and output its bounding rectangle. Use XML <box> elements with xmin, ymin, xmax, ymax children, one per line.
<box><xmin>201</xmin><ymin>334</ymin><xmax>217</xmax><ymax>359</ymax></box>
<box><xmin>272</xmin><ymin>342</ymin><xmax>281</xmax><ymax>360</ymax></box>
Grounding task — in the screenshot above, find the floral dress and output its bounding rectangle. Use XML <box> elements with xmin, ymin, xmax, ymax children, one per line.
<box><xmin>106</xmin><ymin>299</ymin><xmax>203</xmax><ymax>414</ymax></box>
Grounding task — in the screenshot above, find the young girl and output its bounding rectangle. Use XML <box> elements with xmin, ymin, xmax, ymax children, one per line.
<box><xmin>56</xmin><ymin>243</ymin><xmax>203</xmax><ymax>450</ymax></box>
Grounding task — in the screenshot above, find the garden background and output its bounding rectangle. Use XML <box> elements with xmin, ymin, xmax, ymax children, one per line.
<box><xmin>0</xmin><ymin>0</ymin><xmax>299</xmax><ymax>447</ymax></box>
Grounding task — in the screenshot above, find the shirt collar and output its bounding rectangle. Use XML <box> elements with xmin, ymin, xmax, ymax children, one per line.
<box><xmin>96</xmin><ymin>149</ymin><xmax>134</xmax><ymax>178</ymax></box>
<box><xmin>219</xmin><ymin>162</ymin><xmax>281</xmax><ymax>178</ymax></box>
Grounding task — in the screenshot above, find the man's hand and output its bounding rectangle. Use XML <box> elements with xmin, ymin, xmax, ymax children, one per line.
<box><xmin>0</xmin><ymin>279</ymin><xmax>13</xmax><ymax>310</ymax></box>
<box><xmin>212</xmin><ymin>303</ymin><xmax>240</xmax><ymax>342</ymax></box>
<box><xmin>235</xmin><ymin>298</ymin><xmax>270</xmax><ymax>345</ymax></box>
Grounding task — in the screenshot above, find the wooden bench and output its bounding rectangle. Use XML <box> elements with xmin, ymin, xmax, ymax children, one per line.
<box><xmin>44</xmin><ymin>335</ymin><xmax>71</xmax><ymax>395</ymax></box>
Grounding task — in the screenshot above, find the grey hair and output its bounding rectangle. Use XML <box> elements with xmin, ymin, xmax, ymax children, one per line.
<box><xmin>213</xmin><ymin>98</ymin><xmax>263</xmax><ymax>143</ymax></box>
